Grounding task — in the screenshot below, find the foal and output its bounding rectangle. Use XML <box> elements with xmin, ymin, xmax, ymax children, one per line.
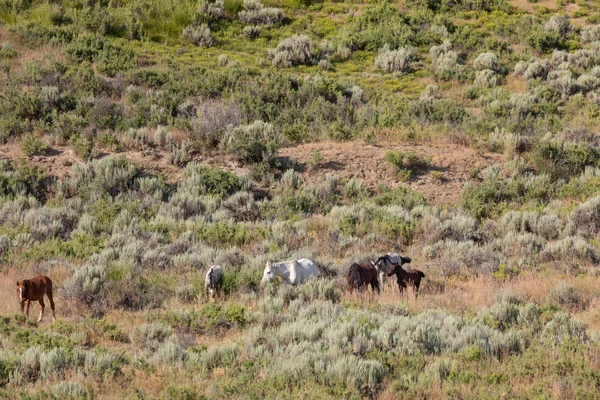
<box><xmin>387</xmin><ymin>265</ymin><xmax>425</xmax><ymax>298</ymax></box>
<box><xmin>347</xmin><ymin>263</ymin><xmax>380</xmax><ymax>294</ymax></box>
<box><xmin>16</xmin><ymin>275</ymin><xmax>56</xmax><ymax>322</ymax></box>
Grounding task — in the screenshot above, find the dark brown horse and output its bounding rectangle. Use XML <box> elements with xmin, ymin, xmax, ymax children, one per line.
<box><xmin>17</xmin><ymin>275</ymin><xmax>55</xmax><ymax>322</ymax></box>
<box><xmin>347</xmin><ymin>263</ymin><xmax>380</xmax><ymax>294</ymax></box>
<box><xmin>388</xmin><ymin>265</ymin><xmax>425</xmax><ymax>298</ymax></box>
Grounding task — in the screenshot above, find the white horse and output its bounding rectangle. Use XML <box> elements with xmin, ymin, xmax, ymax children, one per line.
<box><xmin>204</xmin><ymin>265</ymin><xmax>223</xmax><ymax>299</ymax></box>
<box><xmin>373</xmin><ymin>253</ymin><xmax>411</xmax><ymax>291</ymax></box>
<box><xmin>260</xmin><ymin>259</ymin><xmax>319</xmax><ymax>286</ymax></box>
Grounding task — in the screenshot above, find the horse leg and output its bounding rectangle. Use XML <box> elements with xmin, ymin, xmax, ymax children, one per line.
<box><xmin>20</xmin><ymin>301</ymin><xmax>24</xmax><ymax>315</ymax></box>
<box><xmin>398</xmin><ymin>282</ymin><xmax>406</xmax><ymax>297</ymax></box>
<box><xmin>47</xmin><ymin>286</ymin><xmax>56</xmax><ymax>322</ymax></box>
<box><xmin>415</xmin><ymin>282</ymin><xmax>420</xmax><ymax>299</ymax></box>
<box><xmin>25</xmin><ymin>300</ymin><xmax>31</xmax><ymax>320</ymax></box>
<box><xmin>38</xmin><ymin>298</ymin><xmax>45</xmax><ymax>323</ymax></box>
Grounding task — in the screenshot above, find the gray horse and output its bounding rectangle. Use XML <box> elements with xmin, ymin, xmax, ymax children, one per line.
<box><xmin>204</xmin><ymin>265</ymin><xmax>223</xmax><ymax>299</ymax></box>
<box><xmin>373</xmin><ymin>253</ymin><xmax>411</xmax><ymax>291</ymax></box>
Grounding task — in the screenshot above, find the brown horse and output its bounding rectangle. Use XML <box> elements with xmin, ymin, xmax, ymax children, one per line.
<box><xmin>16</xmin><ymin>275</ymin><xmax>56</xmax><ymax>323</ymax></box>
<box><xmin>387</xmin><ymin>265</ymin><xmax>425</xmax><ymax>298</ymax></box>
<box><xmin>347</xmin><ymin>263</ymin><xmax>380</xmax><ymax>294</ymax></box>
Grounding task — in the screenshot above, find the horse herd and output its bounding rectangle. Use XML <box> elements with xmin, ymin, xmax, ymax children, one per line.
<box><xmin>207</xmin><ymin>252</ymin><xmax>424</xmax><ymax>298</ymax></box>
<box><xmin>16</xmin><ymin>253</ymin><xmax>424</xmax><ymax>323</ymax></box>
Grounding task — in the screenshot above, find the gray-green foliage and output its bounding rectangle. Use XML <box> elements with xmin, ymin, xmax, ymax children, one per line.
<box><xmin>474</xmin><ymin>69</ymin><xmax>500</xmax><ymax>88</ymax></box>
<box><xmin>430</xmin><ymin>40</ymin><xmax>464</xmax><ymax>79</ymax></box>
<box><xmin>51</xmin><ymin>381</ymin><xmax>87</xmax><ymax>399</ymax></box>
<box><xmin>544</xmin><ymin>15</ymin><xmax>571</xmax><ymax>39</ymax></box>
<box><xmin>238</xmin><ymin>0</ymin><xmax>284</xmax><ymax>27</ymax></box>
<box><xmin>269</xmin><ymin>35</ymin><xmax>316</xmax><ymax>67</ymax></box>
<box><xmin>243</xmin><ymin>25</ymin><xmax>262</xmax><ymax>39</ymax></box>
<box><xmin>568</xmin><ymin>195</ymin><xmax>600</xmax><ymax>237</ymax></box>
<box><xmin>197</xmin><ymin>0</ymin><xmax>225</xmax><ymax>22</ymax></box>
<box><xmin>130</xmin><ymin>323</ymin><xmax>173</xmax><ymax>351</ymax></box>
<box><xmin>225</xmin><ymin>120</ymin><xmax>278</xmax><ymax>164</ymax></box>
<box><xmin>374</xmin><ymin>45</ymin><xmax>417</xmax><ymax>74</ymax></box>
<box><xmin>473</xmin><ymin>52</ymin><xmax>498</xmax><ymax>72</ymax></box>
<box><xmin>182</xmin><ymin>24</ymin><xmax>213</xmax><ymax>47</ymax></box>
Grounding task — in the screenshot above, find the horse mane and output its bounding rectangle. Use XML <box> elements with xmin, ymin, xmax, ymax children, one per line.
<box><xmin>347</xmin><ymin>263</ymin><xmax>363</xmax><ymax>288</ymax></box>
<box><xmin>208</xmin><ymin>267</ymin><xmax>214</xmax><ymax>287</ymax></box>
<box><xmin>374</xmin><ymin>256</ymin><xmax>388</xmax><ymax>266</ymax></box>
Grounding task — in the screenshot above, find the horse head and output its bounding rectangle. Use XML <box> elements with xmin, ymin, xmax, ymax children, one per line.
<box><xmin>261</xmin><ymin>262</ymin><xmax>274</xmax><ymax>286</ymax></box>
<box><xmin>16</xmin><ymin>280</ymin><xmax>27</xmax><ymax>303</ymax></box>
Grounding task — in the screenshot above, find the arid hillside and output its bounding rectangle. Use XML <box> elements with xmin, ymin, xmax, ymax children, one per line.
<box><xmin>2</xmin><ymin>0</ymin><xmax>600</xmax><ymax>397</ymax></box>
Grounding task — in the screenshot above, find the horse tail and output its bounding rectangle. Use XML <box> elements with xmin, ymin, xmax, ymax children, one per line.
<box><xmin>347</xmin><ymin>263</ymin><xmax>362</xmax><ymax>289</ymax></box>
<box><xmin>418</xmin><ymin>270</ymin><xmax>425</xmax><ymax>278</ymax></box>
<box><xmin>401</xmin><ymin>256</ymin><xmax>412</xmax><ymax>264</ymax></box>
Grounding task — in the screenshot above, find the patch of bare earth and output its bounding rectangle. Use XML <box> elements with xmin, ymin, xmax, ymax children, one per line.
<box><xmin>509</xmin><ymin>0</ymin><xmax>557</xmax><ymax>13</ymax></box>
<box><xmin>1</xmin><ymin>138</ymin><xmax>504</xmax><ymax>205</ymax></box>
<box><xmin>0</xmin><ymin>142</ymin><xmax>247</xmax><ymax>186</ymax></box>
<box><xmin>278</xmin><ymin>140</ymin><xmax>505</xmax><ymax>206</ymax></box>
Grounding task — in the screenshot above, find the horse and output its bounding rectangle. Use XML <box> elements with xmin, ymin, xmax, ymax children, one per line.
<box><xmin>387</xmin><ymin>264</ymin><xmax>425</xmax><ymax>298</ymax></box>
<box><xmin>373</xmin><ymin>253</ymin><xmax>412</xmax><ymax>291</ymax></box>
<box><xmin>204</xmin><ymin>265</ymin><xmax>223</xmax><ymax>299</ymax></box>
<box><xmin>347</xmin><ymin>262</ymin><xmax>380</xmax><ymax>294</ymax></box>
<box><xmin>260</xmin><ymin>259</ymin><xmax>319</xmax><ymax>286</ymax></box>
<box><xmin>16</xmin><ymin>275</ymin><xmax>56</xmax><ymax>323</ymax></box>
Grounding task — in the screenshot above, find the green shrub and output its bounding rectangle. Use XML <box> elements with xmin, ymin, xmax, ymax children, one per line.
<box><xmin>531</xmin><ymin>139</ymin><xmax>600</xmax><ymax>180</ymax></box>
<box><xmin>338</xmin><ymin>3</ymin><xmax>415</xmax><ymax>51</ymax></box>
<box><xmin>70</xmin><ymin>134</ymin><xmax>94</xmax><ymax>161</ymax></box>
<box><xmin>373</xmin><ymin>186</ymin><xmax>425</xmax><ymax>209</ymax></box>
<box><xmin>385</xmin><ymin>151</ymin><xmax>405</xmax><ymax>171</ymax></box>
<box><xmin>226</xmin><ymin>121</ymin><xmax>278</xmax><ymax>164</ymax></box>
<box><xmin>199</xmin><ymin>221</ymin><xmax>254</xmax><ymax>247</ymax></box>
<box><xmin>180</xmin><ymin>164</ymin><xmax>242</xmax><ymax>198</ymax></box>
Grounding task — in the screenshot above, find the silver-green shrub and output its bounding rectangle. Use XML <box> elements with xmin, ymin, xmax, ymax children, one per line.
<box><xmin>473</xmin><ymin>52</ymin><xmax>498</xmax><ymax>72</ymax></box>
<box><xmin>51</xmin><ymin>381</ymin><xmax>87</xmax><ymax>399</ymax></box>
<box><xmin>130</xmin><ymin>323</ymin><xmax>173</xmax><ymax>351</ymax></box>
<box><xmin>474</xmin><ymin>69</ymin><xmax>500</xmax><ymax>88</ymax></box>
<box><xmin>568</xmin><ymin>195</ymin><xmax>600</xmax><ymax>237</ymax></box>
<box><xmin>238</xmin><ymin>0</ymin><xmax>284</xmax><ymax>27</ymax></box>
<box><xmin>269</xmin><ymin>35</ymin><xmax>316</xmax><ymax>67</ymax></box>
<box><xmin>374</xmin><ymin>45</ymin><xmax>417</xmax><ymax>74</ymax></box>
<box><xmin>243</xmin><ymin>25</ymin><xmax>262</xmax><ymax>39</ymax></box>
<box><xmin>182</xmin><ymin>24</ymin><xmax>213</xmax><ymax>47</ymax></box>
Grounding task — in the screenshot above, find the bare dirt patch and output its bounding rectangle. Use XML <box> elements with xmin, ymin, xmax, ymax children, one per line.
<box><xmin>278</xmin><ymin>140</ymin><xmax>505</xmax><ymax>206</ymax></box>
<box><xmin>1</xmin><ymin>138</ymin><xmax>504</xmax><ymax>206</ymax></box>
<box><xmin>0</xmin><ymin>142</ymin><xmax>247</xmax><ymax>185</ymax></box>
<box><xmin>509</xmin><ymin>0</ymin><xmax>557</xmax><ymax>13</ymax></box>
